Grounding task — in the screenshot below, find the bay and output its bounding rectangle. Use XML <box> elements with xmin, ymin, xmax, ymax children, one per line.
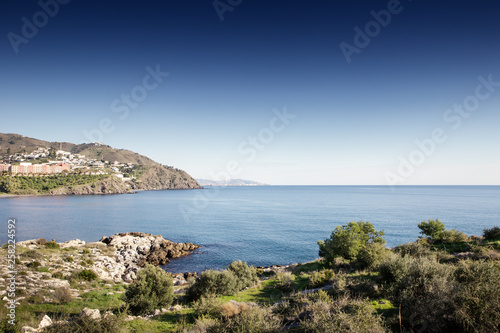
<box><xmin>1</xmin><ymin>186</ymin><xmax>498</xmax><ymax>273</ymax></box>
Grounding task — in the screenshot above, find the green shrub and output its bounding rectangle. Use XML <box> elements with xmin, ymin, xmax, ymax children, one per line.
<box><xmin>287</xmin><ymin>292</ymin><xmax>386</xmax><ymax>333</ymax></box>
<box><xmin>77</xmin><ymin>269</ymin><xmax>98</xmax><ymax>281</ymax></box>
<box><xmin>274</xmin><ymin>271</ymin><xmax>295</xmax><ymax>292</ymax></box>
<box><xmin>393</xmin><ymin>256</ymin><xmax>457</xmax><ymax>332</ymax></box>
<box><xmin>27</xmin><ymin>261</ymin><xmax>41</xmax><ymax>269</ymax></box>
<box><xmin>438</xmin><ymin>229</ymin><xmax>468</xmax><ymax>243</ymax></box>
<box><xmin>189</xmin><ymin>305</ymin><xmax>282</xmax><ymax>333</ymax></box>
<box><xmin>308</xmin><ymin>269</ymin><xmax>335</xmax><ymax>288</ymax></box>
<box><xmin>318</xmin><ymin>221</ymin><xmax>385</xmax><ymax>263</ymax></box>
<box><xmin>27</xmin><ymin>291</ymin><xmax>46</xmax><ymax>304</ymax></box>
<box><xmin>418</xmin><ymin>219</ymin><xmax>445</xmax><ymax>240</ymax></box>
<box><xmin>377</xmin><ymin>253</ymin><xmax>412</xmax><ymax>287</ymax></box>
<box><xmin>64</xmin><ymin>256</ymin><xmax>74</xmax><ymax>262</ymax></box>
<box><xmin>125</xmin><ymin>264</ymin><xmax>174</xmax><ymax>315</ymax></box>
<box><xmin>193</xmin><ymin>296</ymin><xmax>224</xmax><ymax>318</ymax></box>
<box><xmin>393</xmin><ymin>242</ymin><xmax>432</xmax><ymax>258</ymax></box>
<box><xmin>355</xmin><ymin>242</ymin><xmax>389</xmax><ymax>269</ymax></box>
<box><xmin>454</xmin><ymin>260</ymin><xmax>500</xmax><ymax>332</ymax></box>
<box><xmin>188</xmin><ymin>269</ymin><xmax>238</xmax><ymax>300</ymax></box>
<box><xmin>226</xmin><ymin>260</ymin><xmax>258</xmax><ymax>290</ymax></box>
<box><xmin>483</xmin><ymin>226</ymin><xmax>500</xmax><ymax>241</ymax></box>
<box><xmin>43</xmin><ymin>314</ymin><xmax>124</xmax><ymax>333</ymax></box>
<box><xmin>80</xmin><ymin>259</ymin><xmax>94</xmax><ymax>267</ymax></box>
<box><xmin>45</xmin><ymin>241</ymin><xmax>60</xmax><ymax>249</ymax></box>
<box><xmin>81</xmin><ymin>248</ymin><xmax>91</xmax><ymax>254</ymax></box>
<box><xmin>21</xmin><ymin>250</ymin><xmax>42</xmax><ymax>260</ymax></box>
<box><xmin>51</xmin><ymin>271</ymin><xmax>64</xmax><ymax>279</ymax></box>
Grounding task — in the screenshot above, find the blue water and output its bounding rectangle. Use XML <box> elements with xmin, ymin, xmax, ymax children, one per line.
<box><xmin>1</xmin><ymin>186</ymin><xmax>499</xmax><ymax>273</ymax></box>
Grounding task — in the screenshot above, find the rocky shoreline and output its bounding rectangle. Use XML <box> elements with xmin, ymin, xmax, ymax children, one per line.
<box><xmin>14</xmin><ymin>232</ymin><xmax>200</xmax><ymax>284</ymax></box>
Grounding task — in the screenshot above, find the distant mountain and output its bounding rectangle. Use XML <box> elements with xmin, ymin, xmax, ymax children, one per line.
<box><xmin>196</xmin><ymin>178</ymin><xmax>269</xmax><ymax>186</ymax></box>
<box><xmin>0</xmin><ymin>133</ymin><xmax>201</xmax><ymax>193</ymax></box>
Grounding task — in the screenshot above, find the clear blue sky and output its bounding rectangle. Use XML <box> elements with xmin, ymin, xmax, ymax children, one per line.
<box><xmin>1</xmin><ymin>0</ymin><xmax>499</xmax><ymax>185</ymax></box>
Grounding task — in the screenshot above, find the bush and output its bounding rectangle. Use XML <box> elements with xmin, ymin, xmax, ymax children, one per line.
<box><xmin>188</xmin><ymin>305</ymin><xmax>282</xmax><ymax>333</ymax></box>
<box><xmin>438</xmin><ymin>229</ymin><xmax>468</xmax><ymax>244</ymax></box>
<box><xmin>454</xmin><ymin>260</ymin><xmax>500</xmax><ymax>332</ymax></box>
<box><xmin>51</xmin><ymin>271</ymin><xmax>64</xmax><ymax>279</ymax></box>
<box><xmin>274</xmin><ymin>271</ymin><xmax>295</xmax><ymax>292</ymax></box>
<box><xmin>193</xmin><ymin>296</ymin><xmax>224</xmax><ymax>318</ymax></box>
<box><xmin>285</xmin><ymin>292</ymin><xmax>386</xmax><ymax>333</ymax></box>
<box><xmin>227</xmin><ymin>260</ymin><xmax>258</xmax><ymax>290</ymax></box>
<box><xmin>54</xmin><ymin>287</ymin><xmax>72</xmax><ymax>303</ymax></box>
<box><xmin>393</xmin><ymin>256</ymin><xmax>458</xmax><ymax>332</ymax></box>
<box><xmin>27</xmin><ymin>261</ymin><xmax>41</xmax><ymax>269</ymax></box>
<box><xmin>80</xmin><ymin>259</ymin><xmax>94</xmax><ymax>267</ymax></box>
<box><xmin>77</xmin><ymin>269</ymin><xmax>98</xmax><ymax>281</ymax></box>
<box><xmin>377</xmin><ymin>253</ymin><xmax>413</xmax><ymax>288</ymax></box>
<box><xmin>418</xmin><ymin>219</ymin><xmax>445</xmax><ymax>240</ymax></box>
<box><xmin>308</xmin><ymin>269</ymin><xmax>335</xmax><ymax>288</ymax></box>
<box><xmin>43</xmin><ymin>314</ymin><xmax>124</xmax><ymax>333</ymax></box>
<box><xmin>45</xmin><ymin>241</ymin><xmax>60</xmax><ymax>249</ymax></box>
<box><xmin>20</xmin><ymin>249</ymin><xmax>42</xmax><ymax>260</ymax></box>
<box><xmin>393</xmin><ymin>242</ymin><xmax>432</xmax><ymax>258</ymax></box>
<box><xmin>355</xmin><ymin>242</ymin><xmax>389</xmax><ymax>269</ymax></box>
<box><xmin>125</xmin><ymin>264</ymin><xmax>174</xmax><ymax>315</ymax></box>
<box><xmin>318</xmin><ymin>221</ymin><xmax>385</xmax><ymax>264</ymax></box>
<box><xmin>188</xmin><ymin>269</ymin><xmax>238</xmax><ymax>300</ymax></box>
<box><xmin>483</xmin><ymin>226</ymin><xmax>500</xmax><ymax>240</ymax></box>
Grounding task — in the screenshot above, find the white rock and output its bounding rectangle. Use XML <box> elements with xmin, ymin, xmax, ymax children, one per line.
<box><xmin>170</xmin><ymin>304</ymin><xmax>182</xmax><ymax>311</ymax></box>
<box><xmin>60</xmin><ymin>239</ymin><xmax>86</xmax><ymax>248</ymax></box>
<box><xmin>21</xmin><ymin>327</ymin><xmax>38</xmax><ymax>333</ymax></box>
<box><xmin>38</xmin><ymin>315</ymin><xmax>53</xmax><ymax>329</ymax></box>
<box><xmin>80</xmin><ymin>307</ymin><xmax>101</xmax><ymax>320</ymax></box>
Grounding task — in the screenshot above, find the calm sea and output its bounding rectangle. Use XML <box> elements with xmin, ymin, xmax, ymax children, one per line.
<box><xmin>2</xmin><ymin>186</ymin><xmax>499</xmax><ymax>273</ymax></box>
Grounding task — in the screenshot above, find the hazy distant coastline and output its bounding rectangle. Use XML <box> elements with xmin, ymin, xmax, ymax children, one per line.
<box><xmin>196</xmin><ymin>178</ymin><xmax>269</xmax><ymax>186</ymax></box>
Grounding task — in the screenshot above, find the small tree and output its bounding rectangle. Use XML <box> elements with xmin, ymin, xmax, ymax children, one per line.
<box><xmin>483</xmin><ymin>226</ymin><xmax>500</xmax><ymax>241</ymax></box>
<box><xmin>318</xmin><ymin>221</ymin><xmax>385</xmax><ymax>264</ymax></box>
<box><xmin>418</xmin><ymin>219</ymin><xmax>445</xmax><ymax>240</ymax></box>
<box><xmin>125</xmin><ymin>264</ymin><xmax>174</xmax><ymax>315</ymax></box>
<box><xmin>188</xmin><ymin>270</ymin><xmax>238</xmax><ymax>300</ymax></box>
<box><xmin>226</xmin><ymin>260</ymin><xmax>258</xmax><ymax>290</ymax></box>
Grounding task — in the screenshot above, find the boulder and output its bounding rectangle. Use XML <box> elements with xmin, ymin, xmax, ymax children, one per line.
<box><xmin>60</xmin><ymin>239</ymin><xmax>86</xmax><ymax>248</ymax></box>
<box><xmin>38</xmin><ymin>315</ymin><xmax>53</xmax><ymax>329</ymax></box>
<box><xmin>80</xmin><ymin>307</ymin><xmax>101</xmax><ymax>320</ymax></box>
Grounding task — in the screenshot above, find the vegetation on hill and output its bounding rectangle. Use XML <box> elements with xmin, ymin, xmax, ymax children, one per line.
<box><xmin>0</xmin><ymin>174</ymin><xmax>111</xmax><ymax>195</ymax></box>
<box><xmin>0</xmin><ymin>132</ymin><xmax>201</xmax><ymax>194</ymax></box>
<box><xmin>2</xmin><ymin>220</ymin><xmax>499</xmax><ymax>332</ymax></box>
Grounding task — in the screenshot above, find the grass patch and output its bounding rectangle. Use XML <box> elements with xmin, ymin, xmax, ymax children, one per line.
<box><xmin>126</xmin><ymin>308</ymin><xmax>195</xmax><ymax>332</ymax></box>
<box><xmin>219</xmin><ymin>279</ymin><xmax>283</xmax><ymax>304</ymax></box>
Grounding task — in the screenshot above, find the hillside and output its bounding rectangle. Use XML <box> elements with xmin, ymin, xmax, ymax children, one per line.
<box><xmin>0</xmin><ymin>133</ymin><xmax>156</xmax><ymax>165</ymax></box>
<box><xmin>0</xmin><ymin>133</ymin><xmax>201</xmax><ymax>194</ymax></box>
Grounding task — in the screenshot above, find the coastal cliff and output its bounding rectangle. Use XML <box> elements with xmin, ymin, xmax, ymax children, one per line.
<box><xmin>47</xmin><ymin>177</ymin><xmax>133</xmax><ymax>195</ymax></box>
<box><xmin>0</xmin><ymin>133</ymin><xmax>202</xmax><ymax>195</ymax></box>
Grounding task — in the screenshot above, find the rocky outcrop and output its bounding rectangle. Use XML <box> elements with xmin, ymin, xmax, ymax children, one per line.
<box><xmin>131</xmin><ymin>165</ymin><xmax>202</xmax><ymax>190</ymax></box>
<box><xmin>96</xmin><ymin>232</ymin><xmax>200</xmax><ymax>282</ymax></box>
<box><xmin>48</xmin><ymin>177</ymin><xmax>133</xmax><ymax>195</ymax></box>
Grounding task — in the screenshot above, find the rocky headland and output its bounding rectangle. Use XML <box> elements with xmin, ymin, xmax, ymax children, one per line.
<box><xmin>2</xmin><ymin>233</ymin><xmax>200</xmax><ymax>301</ymax></box>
